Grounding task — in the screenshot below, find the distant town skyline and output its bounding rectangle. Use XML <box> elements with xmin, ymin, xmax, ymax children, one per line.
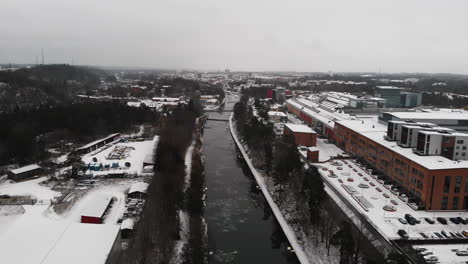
<box><xmin>1</xmin><ymin>0</ymin><xmax>467</xmax><ymax>74</ymax></box>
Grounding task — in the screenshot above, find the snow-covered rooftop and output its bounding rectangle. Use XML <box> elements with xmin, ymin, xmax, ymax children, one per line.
<box><xmin>77</xmin><ymin>133</ymin><xmax>120</xmax><ymax>151</ymax></box>
<box><xmin>9</xmin><ymin>164</ymin><xmax>41</xmax><ymax>175</ymax></box>
<box><xmin>337</xmin><ymin>119</ymin><xmax>468</xmax><ymax>170</ymax></box>
<box><xmin>386</xmin><ymin>111</ymin><xmax>468</xmax><ymax>121</ymax></box>
<box><xmin>121</xmin><ymin>218</ymin><xmax>134</xmax><ymax>230</ymax></box>
<box><xmin>375</xmin><ymin>86</ymin><xmax>405</xmax><ymax>90</ymax></box>
<box><xmin>284</xmin><ymin>123</ymin><xmax>315</xmax><ymax>134</ymax></box>
<box><xmin>315</xmin><ymin>159</ymin><xmax>468</xmax><ymax>242</ymax></box>
<box><xmin>128</xmin><ymin>182</ymin><xmax>149</xmax><ymax>194</ymax></box>
<box><xmin>81</xmin><ymin>193</ymin><xmax>113</xmax><ymax>218</ymax></box>
<box><xmin>0</xmin><ymin>217</ymin><xmax>120</xmax><ymax>264</ymax></box>
<box><xmin>268</xmin><ymin>111</ymin><xmax>287</xmax><ymax>117</ymax></box>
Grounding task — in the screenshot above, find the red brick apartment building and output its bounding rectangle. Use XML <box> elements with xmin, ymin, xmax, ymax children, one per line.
<box><xmin>287</xmin><ymin>97</ymin><xmax>468</xmax><ymax>211</ymax></box>
<box><xmin>283</xmin><ymin>123</ymin><xmax>317</xmax><ymax>147</ymax></box>
<box><xmin>334</xmin><ymin>120</ymin><xmax>468</xmax><ymax>211</ymax></box>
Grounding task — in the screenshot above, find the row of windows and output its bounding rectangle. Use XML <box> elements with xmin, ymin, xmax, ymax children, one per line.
<box><xmin>443</xmin><ymin>176</ymin><xmax>468</xmax><ymax>193</ymax></box>
<box><xmin>441</xmin><ymin>196</ymin><xmax>468</xmax><ymax>210</ymax></box>
<box><xmin>411</xmin><ymin>177</ymin><xmax>423</xmax><ymax>189</ymax></box>
<box><xmin>411</xmin><ymin>167</ymin><xmax>424</xmax><ymax>178</ymax></box>
<box><xmin>395</xmin><ymin>158</ymin><xmax>407</xmax><ymax>168</ymax></box>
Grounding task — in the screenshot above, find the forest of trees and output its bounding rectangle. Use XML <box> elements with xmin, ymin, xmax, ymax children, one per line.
<box><xmin>0</xmin><ymin>101</ymin><xmax>158</xmax><ymax>166</ymax></box>
<box><xmin>0</xmin><ymin>65</ymin><xmax>103</xmax><ymax>111</ymax></box>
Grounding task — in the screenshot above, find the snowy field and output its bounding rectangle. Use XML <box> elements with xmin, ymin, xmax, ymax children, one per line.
<box><xmin>82</xmin><ymin>136</ymin><xmax>158</xmax><ymax>177</ymax></box>
<box><xmin>0</xmin><ymin>177</ymin><xmax>61</xmax><ymax>201</ymax></box>
<box><xmin>56</xmin><ymin>179</ymin><xmax>142</xmax><ymax>224</ymax></box>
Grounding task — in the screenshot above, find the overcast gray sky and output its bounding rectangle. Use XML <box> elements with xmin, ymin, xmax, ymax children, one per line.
<box><xmin>1</xmin><ymin>0</ymin><xmax>467</xmax><ymax>73</ymax></box>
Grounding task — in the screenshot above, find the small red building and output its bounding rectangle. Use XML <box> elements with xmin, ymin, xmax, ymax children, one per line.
<box><xmin>283</xmin><ymin>123</ymin><xmax>317</xmax><ymax>147</ymax></box>
<box><xmin>81</xmin><ymin>194</ymin><xmax>113</xmax><ymax>224</ymax></box>
<box><xmin>307</xmin><ymin>147</ymin><xmax>320</xmax><ymax>162</ymax></box>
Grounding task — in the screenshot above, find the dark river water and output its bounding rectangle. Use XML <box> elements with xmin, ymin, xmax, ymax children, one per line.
<box><xmin>204</xmin><ymin>96</ymin><xmax>298</xmax><ymax>264</ymax></box>
<box><xmin>203</xmin><ymin>95</ymin><xmax>385</xmax><ymax>264</ymax></box>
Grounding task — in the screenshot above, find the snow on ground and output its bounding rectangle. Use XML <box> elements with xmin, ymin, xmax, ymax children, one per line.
<box><xmin>183</xmin><ymin>140</ymin><xmax>196</xmax><ymax>192</ymax></box>
<box><xmin>412</xmin><ymin>243</ymin><xmax>468</xmax><ymax>264</ymax></box>
<box><xmin>315</xmin><ymin>159</ymin><xmax>468</xmax><ymax>241</ymax></box>
<box><xmin>55</xmin><ymin>154</ymin><xmax>68</xmax><ymax>164</ymax></box>
<box><xmin>59</xmin><ymin>180</ymin><xmax>138</xmax><ymax>224</ymax></box>
<box><xmin>0</xmin><ymin>177</ymin><xmax>61</xmax><ymax>201</ymax></box>
<box><xmin>82</xmin><ymin>136</ymin><xmax>158</xmax><ymax>177</ymax></box>
<box><xmin>171</xmin><ymin>210</ymin><xmax>190</xmax><ymax>264</ymax></box>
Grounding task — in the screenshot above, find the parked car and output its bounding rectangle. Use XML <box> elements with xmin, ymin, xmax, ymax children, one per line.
<box><xmin>457</xmin><ymin>217</ymin><xmax>468</xmax><ymax>224</ymax></box>
<box><xmin>441</xmin><ymin>230</ymin><xmax>449</xmax><ymax>238</ymax></box>
<box><xmin>397</xmin><ymin>229</ymin><xmax>409</xmax><ymax>239</ymax></box>
<box><xmin>423</xmin><ymin>256</ymin><xmax>438</xmax><ymax>261</ymax></box>
<box><xmin>437</xmin><ymin>217</ymin><xmax>448</xmax><ymax>225</ymax></box>
<box><xmin>450</xmin><ymin>217</ymin><xmax>461</xmax><ymax>224</ymax></box>
<box><xmin>414</xmin><ymin>247</ymin><xmax>427</xmax><ymax>252</ymax></box>
<box><xmin>434</xmin><ymin>232</ymin><xmax>443</xmax><ymax>238</ymax></box>
<box><xmin>398</xmin><ymin>218</ymin><xmax>408</xmax><ymax>225</ymax></box>
<box><xmin>425</xmin><ymin>217</ymin><xmax>435</xmax><ymax>224</ymax></box>
<box><xmin>457</xmin><ymin>250</ymin><xmax>468</xmax><ymax>256</ymax></box>
<box><xmin>419</xmin><ymin>232</ymin><xmax>429</xmax><ymax>238</ymax></box>
<box><xmin>462</xmin><ymin>230</ymin><xmax>468</xmax><ymax>237</ymax></box>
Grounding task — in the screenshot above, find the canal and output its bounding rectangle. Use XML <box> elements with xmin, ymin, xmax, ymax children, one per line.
<box><xmin>204</xmin><ymin>95</ymin><xmax>298</xmax><ymax>264</ymax></box>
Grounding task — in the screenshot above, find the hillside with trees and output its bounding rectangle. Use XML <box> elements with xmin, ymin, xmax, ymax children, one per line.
<box><xmin>0</xmin><ymin>64</ymin><xmax>103</xmax><ymax>111</ymax></box>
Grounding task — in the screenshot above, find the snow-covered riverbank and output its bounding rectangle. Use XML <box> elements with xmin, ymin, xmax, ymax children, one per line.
<box><xmin>229</xmin><ymin>113</ymin><xmax>313</xmax><ymax>264</ymax></box>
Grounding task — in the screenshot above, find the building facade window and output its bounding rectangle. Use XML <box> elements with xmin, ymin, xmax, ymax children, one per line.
<box><xmin>465</xmin><ymin>177</ymin><xmax>468</xmax><ymax>193</ymax></box>
<box><xmin>453</xmin><ymin>196</ymin><xmax>459</xmax><ymax>209</ymax></box>
<box><xmin>443</xmin><ymin>176</ymin><xmax>451</xmax><ymax>193</ymax></box>
<box><xmin>455</xmin><ymin>176</ymin><xmax>462</xmax><ymax>193</ymax></box>
<box><xmin>442</xmin><ymin>197</ymin><xmax>448</xmax><ymax>209</ymax></box>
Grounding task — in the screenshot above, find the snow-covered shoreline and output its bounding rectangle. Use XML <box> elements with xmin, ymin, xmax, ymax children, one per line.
<box><xmin>229</xmin><ymin>113</ymin><xmax>312</xmax><ymax>264</ymax></box>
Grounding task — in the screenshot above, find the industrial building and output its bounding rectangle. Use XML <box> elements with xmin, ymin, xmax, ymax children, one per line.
<box><xmin>374</xmin><ymin>86</ymin><xmax>422</xmax><ymax>108</ymax></box>
<box><xmin>128</xmin><ymin>182</ymin><xmax>149</xmax><ymax>199</ymax></box>
<box><xmin>0</xmin><ymin>218</ymin><xmax>121</xmax><ymax>264</ymax></box>
<box><xmin>81</xmin><ymin>194</ymin><xmax>113</xmax><ymax>224</ymax></box>
<box><xmin>322</xmin><ymin>92</ymin><xmax>387</xmax><ymax>109</ymax></box>
<box><xmin>374</xmin><ymin>86</ymin><xmax>405</xmax><ymax>107</ymax></box>
<box><xmin>288</xmin><ymin>96</ymin><xmax>468</xmax><ymax>210</ymax></box>
<box><xmin>8</xmin><ymin>164</ymin><xmax>42</xmax><ymax>181</ymax></box>
<box><xmin>283</xmin><ymin>124</ymin><xmax>317</xmax><ymax>147</ymax></box>
<box><xmin>268</xmin><ymin>111</ymin><xmax>288</xmax><ymax>123</ymax></box>
<box><xmin>334</xmin><ymin>119</ymin><xmax>468</xmax><ymax>210</ymax></box>
<box><xmin>382</xmin><ymin>110</ymin><xmax>468</xmax><ymax>132</ymax></box>
<box><xmin>76</xmin><ymin>133</ymin><xmax>120</xmax><ymax>154</ymax></box>
<box><xmin>400</xmin><ymin>91</ymin><xmax>422</xmax><ymax>107</ymax></box>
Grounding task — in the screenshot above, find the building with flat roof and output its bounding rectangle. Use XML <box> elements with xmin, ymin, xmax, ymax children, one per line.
<box><xmin>283</xmin><ymin>123</ymin><xmax>317</xmax><ymax>147</ymax></box>
<box><xmin>81</xmin><ymin>194</ymin><xmax>113</xmax><ymax>224</ymax></box>
<box><xmin>400</xmin><ymin>91</ymin><xmax>422</xmax><ymax>107</ymax></box>
<box><xmin>268</xmin><ymin>111</ymin><xmax>288</xmax><ymax>123</ymax></box>
<box><xmin>334</xmin><ymin>119</ymin><xmax>468</xmax><ymax>210</ymax></box>
<box><xmin>286</xmin><ymin>96</ymin><xmax>468</xmax><ymax>211</ymax></box>
<box><xmin>0</xmin><ymin>218</ymin><xmax>121</xmax><ymax>264</ymax></box>
<box><xmin>375</xmin><ymin>86</ymin><xmax>405</xmax><ymax>107</ymax></box>
<box><xmin>8</xmin><ymin>164</ymin><xmax>42</xmax><ymax>181</ymax></box>
<box><xmin>76</xmin><ymin>133</ymin><xmax>120</xmax><ymax>154</ymax></box>
<box><xmin>382</xmin><ymin>110</ymin><xmax>468</xmax><ymax>132</ymax></box>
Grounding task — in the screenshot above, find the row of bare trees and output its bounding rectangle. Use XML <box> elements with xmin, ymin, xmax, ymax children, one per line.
<box><xmin>119</xmin><ymin>108</ymin><xmax>196</xmax><ymax>263</ymax></box>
